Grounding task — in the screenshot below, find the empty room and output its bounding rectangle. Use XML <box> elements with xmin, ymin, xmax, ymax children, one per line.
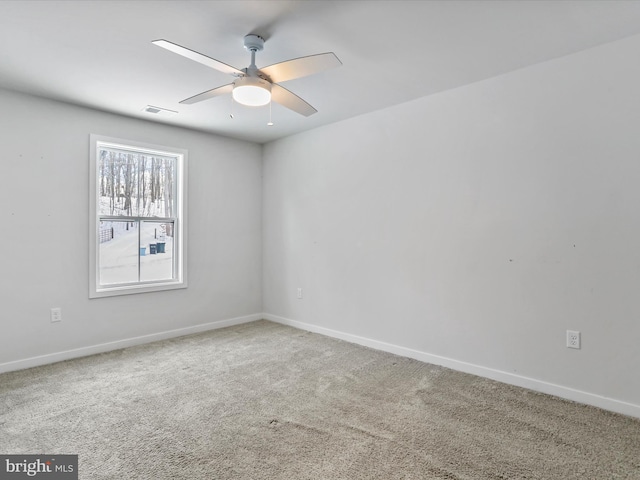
<box><xmin>1</xmin><ymin>1</ymin><xmax>639</xmax><ymax>478</ymax></box>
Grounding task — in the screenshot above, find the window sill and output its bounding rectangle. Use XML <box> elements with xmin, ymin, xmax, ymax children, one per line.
<box><xmin>90</xmin><ymin>280</ymin><xmax>187</xmax><ymax>299</ymax></box>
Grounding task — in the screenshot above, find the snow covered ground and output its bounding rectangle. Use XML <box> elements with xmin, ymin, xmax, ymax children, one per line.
<box><xmin>99</xmin><ymin>222</ymin><xmax>173</xmax><ymax>285</ymax></box>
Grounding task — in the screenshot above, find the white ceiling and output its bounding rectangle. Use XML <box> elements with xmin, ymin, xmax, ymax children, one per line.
<box><xmin>2</xmin><ymin>0</ymin><xmax>640</xmax><ymax>144</ymax></box>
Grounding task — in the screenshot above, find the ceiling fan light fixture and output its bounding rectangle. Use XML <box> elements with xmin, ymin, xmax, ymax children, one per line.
<box><xmin>232</xmin><ymin>77</ymin><xmax>271</xmax><ymax>106</ymax></box>
<box><xmin>154</xmin><ymin>35</ymin><xmax>341</xmax><ymax>116</ymax></box>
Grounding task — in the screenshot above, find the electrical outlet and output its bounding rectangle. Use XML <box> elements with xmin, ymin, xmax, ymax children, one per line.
<box><xmin>566</xmin><ymin>330</ymin><xmax>580</xmax><ymax>349</ymax></box>
<box><xmin>51</xmin><ymin>307</ymin><xmax>62</xmax><ymax>323</ymax></box>
<box><xmin>297</xmin><ymin>288</ymin><xmax>303</xmax><ymax>299</ymax></box>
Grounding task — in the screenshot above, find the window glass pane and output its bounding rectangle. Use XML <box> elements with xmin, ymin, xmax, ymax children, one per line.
<box><xmin>140</xmin><ymin>221</ymin><xmax>174</xmax><ymax>282</ymax></box>
<box><xmin>99</xmin><ymin>221</ymin><xmax>139</xmax><ymax>285</ymax></box>
<box><xmin>98</xmin><ymin>150</ymin><xmax>140</xmax><ymax>217</ymax></box>
<box><xmin>98</xmin><ymin>148</ymin><xmax>175</xmax><ymax>218</ymax></box>
<box><xmin>141</xmin><ymin>156</ymin><xmax>175</xmax><ymax>218</ymax></box>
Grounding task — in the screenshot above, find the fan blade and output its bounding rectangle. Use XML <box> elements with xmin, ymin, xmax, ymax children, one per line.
<box><xmin>271</xmin><ymin>84</ymin><xmax>317</xmax><ymax>117</ymax></box>
<box><xmin>152</xmin><ymin>39</ymin><xmax>244</xmax><ymax>76</ymax></box>
<box><xmin>180</xmin><ymin>84</ymin><xmax>233</xmax><ymax>104</ymax></box>
<box><xmin>260</xmin><ymin>52</ymin><xmax>341</xmax><ymax>83</ymax></box>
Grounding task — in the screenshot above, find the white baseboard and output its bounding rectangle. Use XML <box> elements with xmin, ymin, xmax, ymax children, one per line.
<box><xmin>0</xmin><ymin>313</ymin><xmax>262</xmax><ymax>374</ymax></box>
<box><xmin>264</xmin><ymin>313</ymin><xmax>640</xmax><ymax>420</ymax></box>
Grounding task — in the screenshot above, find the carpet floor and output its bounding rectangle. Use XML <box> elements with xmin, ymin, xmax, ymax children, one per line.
<box><xmin>1</xmin><ymin>320</ymin><xmax>639</xmax><ymax>479</ymax></box>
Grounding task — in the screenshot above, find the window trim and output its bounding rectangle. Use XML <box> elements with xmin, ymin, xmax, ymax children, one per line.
<box><xmin>89</xmin><ymin>134</ymin><xmax>188</xmax><ymax>298</ymax></box>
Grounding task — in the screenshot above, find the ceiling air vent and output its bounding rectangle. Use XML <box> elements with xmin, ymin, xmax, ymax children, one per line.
<box><xmin>142</xmin><ymin>105</ymin><xmax>178</xmax><ymax>116</ymax></box>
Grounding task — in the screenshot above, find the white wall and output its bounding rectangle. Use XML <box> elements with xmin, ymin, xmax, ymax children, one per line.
<box><xmin>0</xmin><ymin>89</ymin><xmax>263</xmax><ymax>369</ymax></box>
<box><xmin>263</xmin><ymin>34</ymin><xmax>640</xmax><ymax>417</ymax></box>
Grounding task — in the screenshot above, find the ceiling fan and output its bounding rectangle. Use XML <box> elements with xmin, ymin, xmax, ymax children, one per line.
<box><xmin>152</xmin><ymin>34</ymin><xmax>341</xmax><ymax>117</ymax></box>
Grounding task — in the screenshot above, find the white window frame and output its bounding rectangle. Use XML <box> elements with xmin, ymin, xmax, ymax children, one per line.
<box><xmin>89</xmin><ymin>134</ymin><xmax>188</xmax><ymax>298</ymax></box>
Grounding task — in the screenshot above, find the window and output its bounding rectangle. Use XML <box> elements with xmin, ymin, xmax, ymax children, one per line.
<box><xmin>90</xmin><ymin>135</ymin><xmax>187</xmax><ymax>297</ymax></box>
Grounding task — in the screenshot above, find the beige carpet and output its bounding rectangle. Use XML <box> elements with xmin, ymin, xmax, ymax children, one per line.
<box><xmin>1</xmin><ymin>320</ymin><xmax>638</xmax><ymax>479</ymax></box>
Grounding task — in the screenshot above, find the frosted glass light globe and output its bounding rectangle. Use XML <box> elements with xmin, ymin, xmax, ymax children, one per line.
<box><xmin>232</xmin><ymin>77</ymin><xmax>271</xmax><ymax>106</ymax></box>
